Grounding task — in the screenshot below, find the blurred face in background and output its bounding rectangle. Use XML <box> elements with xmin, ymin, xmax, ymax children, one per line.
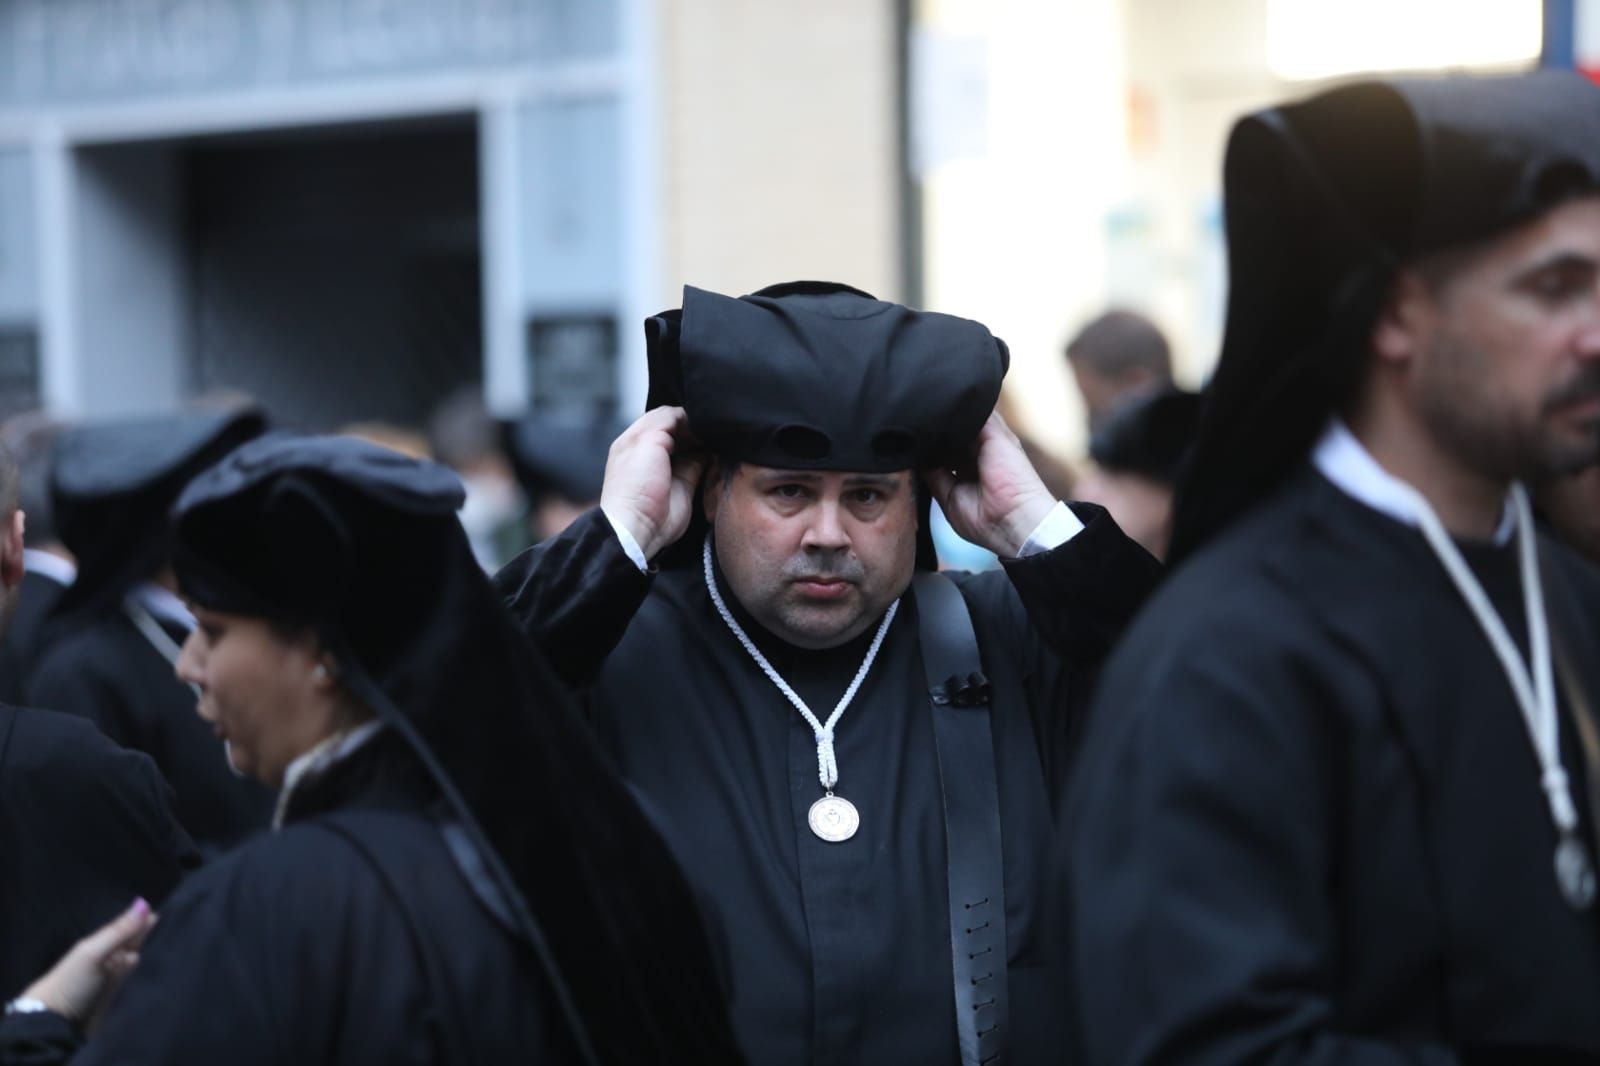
<box><xmin>1069</xmin><ymin>359</ymin><xmax>1164</xmax><ymax>436</ymax></box>
<box><xmin>531</xmin><ymin>493</ymin><xmax>595</xmax><ymax>542</ymax></box>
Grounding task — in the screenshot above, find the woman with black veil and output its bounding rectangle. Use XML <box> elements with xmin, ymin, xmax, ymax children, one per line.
<box><xmin>2</xmin><ymin>434</ymin><xmax>738</xmax><ymax>1064</ymax></box>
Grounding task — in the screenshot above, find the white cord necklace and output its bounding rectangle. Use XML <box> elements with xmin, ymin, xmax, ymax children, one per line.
<box><xmin>703</xmin><ymin>534</ymin><xmax>899</xmax><ymax>842</ymax></box>
<box><xmin>1398</xmin><ymin>480</ymin><xmax>1594</xmax><ymax>910</ymax></box>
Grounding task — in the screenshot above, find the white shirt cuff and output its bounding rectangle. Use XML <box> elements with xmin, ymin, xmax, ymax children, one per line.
<box><xmin>1018</xmin><ymin>501</ymin><xmax>1084</xmax><ymax>558</ymax></box>
<box><xmin>602</xmin><ymin>507</ymin><xmax>652</xmax><ymax>572</ymax></box>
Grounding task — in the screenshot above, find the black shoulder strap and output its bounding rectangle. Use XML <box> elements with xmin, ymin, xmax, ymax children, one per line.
<box><xmin>913</xmin><ymin>571</ymin><xmax>1010</xmax><ymax>1066</ymax></box>
<box><xmin>313</xmin><ymin>812</ymin><xmax>472</xmax><ymax>1066</ymax></box>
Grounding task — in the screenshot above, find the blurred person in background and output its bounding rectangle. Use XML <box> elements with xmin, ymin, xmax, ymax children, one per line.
<box><xmin>0</xmin><ymin>434</ymin><xmax>196</xmax><ymax>1010</ymax></box>
<box><xmin>0</xmin><ymin>435</ymin><xmax>736</xmax><ymax>1064</ymax></box>
<box><xmin>337</xmin><ymin>421</ymin><xmax>430</xmax><ymax>461</ymax></box>
<box><xmin>426</xmin><ymin>386</ymin><xmax>524</xmax><ymax>570</ymax></box>
<box><xmin>0</xmin><ymin>414</ymin><xmax>74</xmax><ymax>705</ymax></box>
<box><xmin>1063</xmin><ymin>308</ymin><xmax>1174</xmax><ymax>435</ymax></box>
<box><xmin>1074</xmin><ymin>387</ymin><xmax>1201</xmax><ymax>560</ymax></box>
<box><xmin>1536</xmin><ymin>466</ymin><xmax>1600</xmax><ymax>565</ymax></box>
<box><xmin>504</xmin><ymin>411</ymin><xmax>626</xmax><ymax>542</ymax></box>
<box><xmin>1063</xmin><ymin>72</ymin><xmax>1600</xmax><ymax>1064</ymax></box>
<box><xmin>27</xmin><ymin>409</ymin><xmax>271</xmax><ymax>853</ymax></box>
<box><xmin>497</xmin><ymin>281</ymin><xmax>1161</xmax><ymax>1066</ymax></box>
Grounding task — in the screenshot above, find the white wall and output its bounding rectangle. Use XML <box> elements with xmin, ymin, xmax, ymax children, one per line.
<box><xmin>0</xmin><ymin>148</ymin><xmax>37</xmax><ymax>325</ymax></box>
<box><xmin>916</xmin><ymin>0</ymin><xmax>1129</xmax><ymax>461</ymax></box>
<box><xmin>655</xmin><ymin>0</ymin><xmax>902</xmax><ymax>306</ymax></box>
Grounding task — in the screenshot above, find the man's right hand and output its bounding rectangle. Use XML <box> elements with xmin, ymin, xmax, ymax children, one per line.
<box><xmin>600</xmin><ymin>406</ymin><xmax>706</xmax><ymax>562</ymax></box>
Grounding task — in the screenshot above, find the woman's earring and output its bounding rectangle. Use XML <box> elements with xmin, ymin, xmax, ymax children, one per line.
<box><xmin>312</xmin><ymin>663</ymin><xmax>329</xmax><ymax>682</ymax></box>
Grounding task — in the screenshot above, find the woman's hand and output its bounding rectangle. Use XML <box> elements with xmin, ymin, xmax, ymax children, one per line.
<box><xmin>22</xmin><ymin>898</ymin><xmax>156</xmax><ymax>1031</ymax></box>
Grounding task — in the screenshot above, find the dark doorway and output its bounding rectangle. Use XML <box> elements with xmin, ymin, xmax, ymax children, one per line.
<box><xmin>184</xmin><ymin>114</ymin><xmax>482</xmax><ymax>432</ymax></box>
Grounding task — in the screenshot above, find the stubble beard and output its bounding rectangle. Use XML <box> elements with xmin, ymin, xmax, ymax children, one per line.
<box><xmin>767</xmin><ymin>550</ymin><xmax>873</xmax><ymax>649</ymax></box>
<box><xmin>1540</xmin><ymin>364</ymin><xmax>1600</xmax><ymax>475</ymax></box>
<box><xmin>1417</xmin><ymin>333</ymin><xmax>1600</xmax><ymax>485</ymax></box>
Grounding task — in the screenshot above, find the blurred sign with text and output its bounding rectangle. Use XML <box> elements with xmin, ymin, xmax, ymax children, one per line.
<box><xmin>0</xmin><ymin>0</ymin><xmax>616</xmax><ymax>107</ymax></box>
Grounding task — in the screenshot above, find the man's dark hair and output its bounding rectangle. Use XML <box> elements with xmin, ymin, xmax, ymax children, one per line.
<box><xmin>1064</xmin><ymin>310</ymin><xmax>1174</xmax><ymax>381</ymax></box>
<box><xmin>718</xmin><ymin>457</ymin><xmax>741</xmax><ymax>493</ymax></box>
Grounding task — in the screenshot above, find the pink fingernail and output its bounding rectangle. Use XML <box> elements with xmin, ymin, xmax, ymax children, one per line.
<box><xmin>132</xmin><ymin>897</ymin><xmax>149</xmax><ymax>917</ymax></box>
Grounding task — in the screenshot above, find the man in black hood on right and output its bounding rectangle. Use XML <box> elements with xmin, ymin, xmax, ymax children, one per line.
<box><xmin>1062</xmin><ymin>72</ymin><xmax>1600</xmax><ymax>1064</ymax></box>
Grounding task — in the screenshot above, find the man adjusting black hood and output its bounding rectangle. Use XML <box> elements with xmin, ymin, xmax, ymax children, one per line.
<box><xmin>497</xmin><ymin>280</ymin><xmax>1161</xmax><ymax>1065</ymax></box>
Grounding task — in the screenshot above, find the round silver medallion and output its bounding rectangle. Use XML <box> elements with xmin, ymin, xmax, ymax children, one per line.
<box><xmin>1555</xmin><ymin>834</ymin><xmax>1597</xmax><ymax>911</ymax></box>
<box><xmin>808</xmin><ymin>794</ymin><xmax>860</xmax><ymax>843</ymax></box>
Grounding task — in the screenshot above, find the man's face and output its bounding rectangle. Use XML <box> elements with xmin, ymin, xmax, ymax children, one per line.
<box><xmin>705</xmin><ymin>464</ymin><xmax>918</xmax><ymax>650</ymax></box>
<box><xmin>1403</xmin><ymin>196</ymin><xmax>1600</xmax><ymax>482</ymax></box>
<box><xmin>1069</xmin><ymin>358</ymin><xmax>1161</xmax><ymax>435</ymax></box>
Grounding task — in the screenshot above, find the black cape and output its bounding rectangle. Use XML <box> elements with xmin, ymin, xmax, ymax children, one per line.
<box><xmin>1061</xmin><ymin>468</ymin><xmax>1600</xmax><ymax>1064</ymax></box>
<box><xmin>0</xmin><ymin>732</ymin><xmax>577</xmax><ymax>1065</ymax></box>
<box><xmin>496</xmin><ymin>504</ymin><xmax>1160</xmax><ymax>1064</ymax></box>
<box><xmin>25</xmin><ymin>612</ymin><xmax>271</xmax><ymax>850</ymax></box>
<box><xmin>0</xmin><ymin>703</ymin><xmax>196</xmax><ymax>999</ymax></box>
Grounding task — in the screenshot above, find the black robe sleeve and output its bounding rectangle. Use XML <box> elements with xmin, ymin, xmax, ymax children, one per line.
<box><xmin>18</xmin><ymin>829</ymin><xmax>444</xmax><ymax>1066</ymax></box>
<box><xmin>494</xmin><ymin>507</ymin><xmax>656</xmax><ymax>688</ymax></box>
<box><xmin>947</xmin><ymin>501</ymin><xmax>1162</xmax><ymax>798</ymax></box>
<box><xmin>0</xmin><ymin>707</ymin><xmax>197</xmax><ymax>1001</ymax></box>
<box><xmin>1061</xmin><ymin>590</ymin><xmax>1460</xmax><ymax>1066</ymax></box>
<box><xmin>0</xmin><ymin>1013</ymin><xmax>79</xmax><ymax>1066</ymax></box>
<box><xmin>996</xmin><ymin>502</ymin><xmax>1163</xmax><ymax>664</ymax></box>
<box><xmin>22</xmin><ymin>659</ymin><xmax>136</xmax><ymax>750</ymax></box>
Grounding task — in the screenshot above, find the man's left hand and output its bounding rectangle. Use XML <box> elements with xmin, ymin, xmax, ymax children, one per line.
<box><xmin>923</xmin><ymin>412</ymin><xmax>1058</xmax><ymax>558</ymax></box>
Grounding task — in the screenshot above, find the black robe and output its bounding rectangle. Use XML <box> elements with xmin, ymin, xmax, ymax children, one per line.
<box><xmin>496</xmin><ymin>504</ymin><xmax>1160</xmax><ymax>1065</ymax></box>
<box><xmin>0</xmin><ymin>571</ymin><xmax>70</xmax><ymax>706</ymax></box>
<box><xmin>0</xmin><ymin>731</ymin><xmax>576</xmax><ymax>1065</ymax></box>
<box><xmin>0</xmin><ymin>704</ymin><xmax>196</xmax><ymax>999</ymax></box>
<box><xmin>25</xmin><ymin>612</ymin><xmax>270</xmax><ymax>850</ymax></box>
<box><xmin>1061</xmin><ymin>467</ymin><xmax>1600</xmax><ymax>1065</ymax></box>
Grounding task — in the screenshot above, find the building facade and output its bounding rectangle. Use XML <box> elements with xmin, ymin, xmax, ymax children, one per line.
<box><xmin>0</xmin><ymin>0</ymin><xmax>904</xmax><ymax>428</ymax></box>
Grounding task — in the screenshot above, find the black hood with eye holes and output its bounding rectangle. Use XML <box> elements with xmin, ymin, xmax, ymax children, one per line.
<box><xmin>644</xmin><ymin>281</ymin><xmax>1006</xmax><ymax>572</ymax></box>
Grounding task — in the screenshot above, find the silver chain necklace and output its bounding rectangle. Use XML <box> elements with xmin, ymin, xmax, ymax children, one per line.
<box><xmin>703</xmin><ymin>534</ymin><xmax>899</xmax><ymax>842</ymax></box>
